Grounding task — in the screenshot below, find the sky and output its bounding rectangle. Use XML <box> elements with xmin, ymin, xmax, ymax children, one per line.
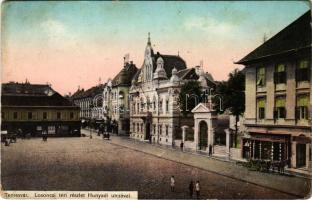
<box><xmin>1</xmin><ymin>1</ymin><xmax>310</xmax><ymax>95</ymax></box>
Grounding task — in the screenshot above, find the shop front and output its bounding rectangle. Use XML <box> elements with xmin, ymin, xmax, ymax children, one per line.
<box><xmin>242</xmin><ymin>133</ymin><xmax>290</xmax><ymax>166</ymax></box>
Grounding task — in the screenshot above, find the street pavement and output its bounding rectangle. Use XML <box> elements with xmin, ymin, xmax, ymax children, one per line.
<box><xmin>1</xmin><ymin>131</ymin><xmax>308</xmax><ymax>199</ymax></box>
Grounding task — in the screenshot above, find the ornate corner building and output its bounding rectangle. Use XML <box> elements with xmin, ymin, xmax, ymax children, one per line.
<box><xmin>129</xmin><ymin>34</ymin><xmax>216</xmax><ymax>145</ymax></box>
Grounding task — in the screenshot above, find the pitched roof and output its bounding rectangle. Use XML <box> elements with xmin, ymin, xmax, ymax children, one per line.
<box><xmin>112</xmin><ymin>62</ymin><xmax>138</xmax><ymax>86</ymax></box>
<box><xmin>1</xmin><ymin>82</ymin><xmax>77</xmax><ymax>107</ymax></box>
<box><xmin>71</xmin><ymin>84</ymin><xmax>104</xmax><ymax>99</ymax></box>
<box><xmin>236</xmin><ymin>10</ymin><xmax>311</xmax><ymax>64</ymax></box>
<box><xmin>2</xmin><ymin>82</ymin><xmax>54</xmax><ymax>96</ymax></box>
<box><xmin>152</xmin><ymin>53</ymin><xmax>187</xmax><ymax>78</ymax></box>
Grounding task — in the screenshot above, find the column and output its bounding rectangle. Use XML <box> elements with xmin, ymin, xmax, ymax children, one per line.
<box><xmin>259</xmin><ymin>141</ymin><xmax>262</xmax><ymax>159</ymax></box>
<box><xmin>252</xmin><ymin>141</ymin><xmax>255</xmax><ymax>159</ymax></box>
<box><xmin>291</xmin><ymin>141</ymin><xmax>297</xmax><ymax>168</ymax></box>
<box><xmin>306</xmin><ymin>143</ymin><xmax>310</xmax><ymax>169</ymax></box>
<box><xmin>194</xmin><ymin>120</ymin><xmax>198</xmax><ymax>151</ymax></box>
<box><xmin>182</xmin><ymin>127</ymin><xmax>186</xmax><ymax>143</ymax></box>
<box><xmin>225</xmin><ymin>129</ymin><xmax>230</xmax><ymax>159</ymax></box>
<box><xmin>271</xmin><ymin>142</ymin><xmax>274</xmax><ymax>160</ymax></box>
<box><xmin>279</xmin><ymin>143</ymin><xmax>282</xmax><ymax>161</ymax></box>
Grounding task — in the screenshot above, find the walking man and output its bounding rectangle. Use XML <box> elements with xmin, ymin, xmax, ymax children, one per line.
<box><xmin>195</xmin><ymin>181</ymin><xmax>200</xmax><ymax>199</ymax></box>
<box><xmin>170</xmin><ymin>176</ymin><xmax>175</xmax><ymax>192</ymax></box>
<box><xmin>189</xmin><ymin>181</ymin><xmax>194</xmax><ymax>198</ymax></box>
<box><xmin>208</xmin><ymin>144</ymin><xmax>212</xmax><ymax>156</ymax></box>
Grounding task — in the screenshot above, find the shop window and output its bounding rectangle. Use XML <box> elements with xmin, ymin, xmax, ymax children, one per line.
<box><xmin>13</xmin><ymin>112</ymin><xmax>18</xmax><ymax>119</ymax></box>
<box><xmin>257</xmin><ymin>67</ymin><xmax>266</xmax><ymax>87</ymax></box>
<box><xmin>274</xmin><ymin>97</ymin><xmax>286</xmax><ymax>119</ymax></box>
<box><xmin>296</xmin><ymin>60</ymin><xmax>310</xmax><ymax>82</ymax></box>
<box><xmin>296</xmin><ymin>95</ymin><xmax>309</xmax><ymax>120</ymax></box>
<box><xmin>274</xmin><ymin>64</ymin><xmax>286</xmax><ymax>84</ymax></box>
<box><xmin>257</xmin><ymin>98</ymin><xmax>266</xmax><ymax>119</ymax></box>
<box><xmin>28</xmin><ymin>112</ymin><xmax>32</xmax><ymax>120</ymax></box>
<box><xmin>43</xmin><ymin>112</ymin><xmax>47</xmax><ymax>120</ymax></box>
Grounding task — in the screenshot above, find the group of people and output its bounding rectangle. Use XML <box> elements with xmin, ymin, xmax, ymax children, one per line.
<box><xmin>170</xmin><ymin>176</ymin><xmax>201</xmax><ymax>199</ymax></box>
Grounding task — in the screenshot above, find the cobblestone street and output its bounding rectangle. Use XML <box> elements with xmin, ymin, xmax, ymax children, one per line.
<box><xmin>1</xmin><ymin>136</ymin><xmax>298</xmax><ymax>199</ymax></box>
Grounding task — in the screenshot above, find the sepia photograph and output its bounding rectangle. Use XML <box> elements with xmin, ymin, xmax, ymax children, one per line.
<box><xmin>1</xmin><ymin>1</ymin><xmax>311</xmax><ymax>199</ymax></box>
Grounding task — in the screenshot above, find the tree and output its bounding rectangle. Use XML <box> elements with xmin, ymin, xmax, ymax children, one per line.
<box><xmin>216</xmin><ymin>68</ymin><xmax>245</xmax><ymax>147</ymax></box>
<box><xmin>179</xmin><ymin>81</ymin><xmax>202</xmax><ymax>116</ymax></box>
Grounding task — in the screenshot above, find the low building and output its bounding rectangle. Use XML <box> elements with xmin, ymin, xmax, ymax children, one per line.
<box><xmin>236</xmin><ymin>11</ymin><xmax>311</xmax><ymax>170</ymax></box>
<box><xmin>1</xmin><ymin>82</ymin><xmax>81</xmax><ymax>136</ymax></box>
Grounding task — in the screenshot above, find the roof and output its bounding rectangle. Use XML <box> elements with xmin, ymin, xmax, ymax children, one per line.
<box><xmin>153</xmin><ymin>52</ymin><xmax>187</xmax><ymax>78</ymax></box>
<box><xmin>2</xmin><ymin>82</ymin><xmax>54</xmax><ymax>96</ymax></box>
<box><xmin>1</xmin><ymin>82</ymin><xmax>77</xmax><ymax>107</ymax></box>
<box><xmin>71</xmin><ymin>84</ymin><xmax>104</xmax><ymax>100</ymax></box>
<box><xmin>112</xmin><ymin>62</ymin><xmax>138</xmax><ymax>86</ymax></box>
<box><xmin>236</xmin><ymin>10</ymin><xmax>311</xmax><ymax>64</ymax></box>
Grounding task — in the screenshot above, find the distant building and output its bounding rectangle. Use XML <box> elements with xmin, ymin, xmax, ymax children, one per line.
<box><xmin>236</xmin><ymin>11</ymin><xmax>311</xmax><ymax>169</ymax></box>
<box><xmin>129</xmin><ymin>34</ymin><xmax>216</xmax><ymax>145</ymax></box>
<box><xmin>1</xmin><ymin>82</ymin><xmax>81</xmax><ymax>136</ymax></box>
<box><xmin>71</xmin><ymin>84</ymin><xmax>105</xmax><ymax>125</ymax></box>
<box><xmin>110</xmin><ymin>61</ymin><xmax>138</xmax><ymax>134</ymax></box>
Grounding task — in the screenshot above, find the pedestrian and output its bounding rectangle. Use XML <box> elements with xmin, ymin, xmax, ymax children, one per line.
<box><xmin>180</xmin><ymin>141</ymin><xmax>184</xmax><ymax>151</ymax></box>
<box><xmin>170</xmin><ymin>176</ymin><xmax>175</xmax><ymax>192</ymax></box>
<box><xmin>209</xmin><ymin>144</ymin><xmax>212</xmax><ymax>156</ymax></box>
<box><xmin>195</xmin><ymin>181</ymin><xmax>200</xmax><ymax>199</ymax></box>
<box><xmin>189</xmin><ymin>181</ymin><xmax>194</xmax><ymax>198</ymax></box>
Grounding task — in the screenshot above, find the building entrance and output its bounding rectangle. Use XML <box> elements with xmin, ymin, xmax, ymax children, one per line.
<box><xmin>145</xmin><ymin>123</ymin><xmax>151</xmax><ymax>141</ymax></box>
<box><xmin>296</xmin><ymin>143</ymin><xmax>306</xmax><ymax>168</ymax></box>
<box><xmin>199</xmin><ymin>121</ymin><xmax>208</xmax><ymax>150</ymax></box>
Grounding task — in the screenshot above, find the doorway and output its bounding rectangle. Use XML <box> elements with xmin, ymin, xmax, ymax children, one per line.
<box><xmin>199</xmin><ymin>121</ymin><xmax>208</xmax><ymax>150</ymax></box>
<box><xmin>296</xmin><ymin>143</ymin><xmax>306</xmax><ymax>168</ymax></box>
<box><xmin>145</xmin><ymin>123</ymin><xmax>151</xmax><ymax>141</ymax></box>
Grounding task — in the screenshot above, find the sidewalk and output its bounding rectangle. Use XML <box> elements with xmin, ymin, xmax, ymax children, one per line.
<box><xmin>82</xmin><ymin>129</ymin><xmax>311</xmax><ymax>198</ymax></box>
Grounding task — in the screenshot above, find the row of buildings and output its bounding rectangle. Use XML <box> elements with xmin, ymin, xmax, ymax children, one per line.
<box><xmin>6</xmin><ymin>10</ymin><xmax>308</xmax><ymax>171</ymax></box>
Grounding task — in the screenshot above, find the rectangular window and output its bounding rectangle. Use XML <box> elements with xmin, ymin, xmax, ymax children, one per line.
<box><xmin>43</xmin><ymin>112</ymin><xmax>47</xmax><ymax>120</ymax></box>
<box><xmin>274</xmin><ymin>97</ymin><xmax>286</xmax><ymax>119</ymax></box>
<box><xmin>159</xmin><ymin>125</ymin><xmax>162</xmax><ymax>135</ymax></box>
<box><xmin>70</xmin><ymin>112</ymin><xmax>74</xmax><ymax>119</ymax></box>
<box><xmin>257</xmin><ymin>67</ymin><xmax>266</xmax><ymax>87</ymax></box>
<box><xmin>28</xmin><ymin>112</ymin><xmax>32</xmax><ymax>120</ymax></box>
<box><xmin>57</xmin><ymin>112</ymin><xmax>61</xmax><ymax>120</ymax></box>
<box><xmin>137</xmin><ymin>103</ymin><xmax>140</xmax><ymax>113</ymax></box>
<box><xmin>165</xmin><ymin>125</ymin><xmax>169</xmax><ymax>136</ymax></box>
<box><xmin>13</xmin><ymin>112</ymin><xmax>18</xmax><ymax>119</ymax></box>
<box><xmin>274</xmin><ymin>64</ymin><xmax>286</xmax><ymax>84</ymax></box>
<box><xmin>296</xmin><ymin>95</ymin><xmax>309</xmax><ymax>120</ymax></box>
<box><xmin>296</xmin><ymin>60</ymin><xmax>310</xmax><ymax>82</ymax></box>
<box><xmin>257</xmin><ymin>98</ymin><xmax>265</xmax><ymax>119</ymax></box>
